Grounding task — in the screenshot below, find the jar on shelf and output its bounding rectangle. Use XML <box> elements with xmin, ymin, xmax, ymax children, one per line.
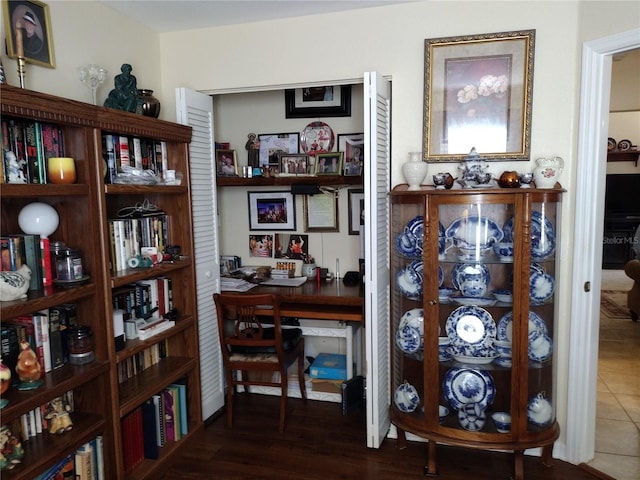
<box><xmin>68</xmin><ymin>325</ymin><xmax>95</xmax><ymax>365</ymax></box>
<box><xmin>137</xmin><ymin>89</ymin><xmax>161</xmax><ymax>118</ymax></box>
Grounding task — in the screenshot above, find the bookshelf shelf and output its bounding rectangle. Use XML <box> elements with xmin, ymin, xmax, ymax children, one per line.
<box><xmin>1</xmin><ymin>85</ymin><xmax>202</xmax><ymax>479</ymax></box>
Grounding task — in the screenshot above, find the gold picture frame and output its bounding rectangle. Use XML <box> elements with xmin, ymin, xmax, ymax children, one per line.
<box><xmin>3</xmin><ymin>0</ymin><xmax>55</xmax><ymax>68</ymax></box>
<box><xmin>423</xmin><ymin>29</ymin><xmax>535</xmax><ymax>162</ymax></box>
<box><xmin>303</xmin><ymin>192</ymin><xmax>338</xmax><ymax>233</ymax></box>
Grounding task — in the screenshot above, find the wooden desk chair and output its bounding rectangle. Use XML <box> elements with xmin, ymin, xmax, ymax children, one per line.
<box><xmin>214</xmin><ymin>292</ymin><xmax>307</xmax><ymax>432</ymax></box>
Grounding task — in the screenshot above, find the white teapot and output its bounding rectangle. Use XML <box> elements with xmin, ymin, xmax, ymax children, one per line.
<box><xmin>533</xmin><ymin>156</ymin><xmax>564</xmax><ymax>188</ymax></box>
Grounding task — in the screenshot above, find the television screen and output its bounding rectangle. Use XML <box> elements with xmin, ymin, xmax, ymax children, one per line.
<box><xmin>605</xmin><ymin>174</ymin><xmax>640</xmax><ymax>216</ymax></box>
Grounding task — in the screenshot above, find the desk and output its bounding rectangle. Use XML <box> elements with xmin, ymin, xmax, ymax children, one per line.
<box><xmin>234</xmin><ymin>280</ymin><xmax>364</xmax><ymax>402</ymax></box>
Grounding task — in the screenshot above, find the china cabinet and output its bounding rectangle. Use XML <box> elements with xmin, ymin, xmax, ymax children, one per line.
<box><xmin>390</xmin><ymin>185</ymin><xmax>563</xmax><ymax>479</ymax></box>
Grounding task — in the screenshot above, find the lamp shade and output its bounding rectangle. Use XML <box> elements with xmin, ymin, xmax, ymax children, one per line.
<box><xmin>18</xmin><ymin>202</ymin><xmax>60</xmax><ymax>238</ymax></box>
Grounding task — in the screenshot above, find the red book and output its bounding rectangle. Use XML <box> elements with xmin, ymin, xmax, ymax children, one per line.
<box><xmin>40</xmin><ymin>237</ymin><xmax>53</xmax><ymax>286</ymax></box>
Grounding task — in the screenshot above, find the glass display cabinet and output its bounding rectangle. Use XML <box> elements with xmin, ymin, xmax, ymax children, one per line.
<box><xmin>390</xmin><ymin>185</ymin><xmax>564</xmax><ymax>479</ymax></box>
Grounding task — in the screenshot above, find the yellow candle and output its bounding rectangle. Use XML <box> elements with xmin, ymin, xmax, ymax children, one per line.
<box><xmin>47</xmin><ymin>157</ymin><xmax>77</xmax><ymax>184</ymax></box>
<box><xmin>15</xmin><ymin>21</ymin><xmax>24</xmax><ymax>58</ymax></box>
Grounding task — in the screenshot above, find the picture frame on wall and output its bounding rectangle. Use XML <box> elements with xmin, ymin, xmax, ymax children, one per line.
<box><xmin>216</xmin><ymin>149</ymin><xmax>238</xmax><ymax>176</ymax></box>
<box><xmin>348</xmin><ymin>188</ymin><xmax>364</xmax><ymax>235</ymax></box>
<box><xmin>315</xmin><ymin>152</ymin><xmax>343</xmax><ymax>176</ymax></box>
<box><xmin>248</xmin><ymin>191</ymin><xmax>296</xmax><ymax>231</ymax></box>
<box><xmin>3</xmin><ymin>0</ymin><xmax>55</xmax><ymax>68</ymax></box>
<box><xmin>423</xmin><ymin>29</ymin><xmax>535</xmax><ymax>162</ymax></box>
<box><xmin>258</xmin><ymin>132</ymin><xmax>299</xmax><ymax>167</ymax></box>
<box><xmin>304</xmin><ymin>192</ymin><xmax>339</xmax><ymax>233</ymax></box>
<box><xmin>278</xmin><ymin>153</ymin><xmax>313</xmax><ymax>176</ymax></box>
<box><xmin>285</xmin><ymin>85</ymin><xmax>351</xmax><ymax>118</ymax></box>
<box><xmin>339</xmin><ymin>133</ymin><xmax>364</xmax><ymax>176</ymax></box>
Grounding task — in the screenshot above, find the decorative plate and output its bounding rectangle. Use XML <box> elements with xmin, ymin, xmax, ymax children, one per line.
<box><xmin>395</xmin><ymin>260</ymin><xmax>423</xmax><ymax>300</ymax></box>
<box><xmin>300</xmin><ymin>121</ymin><xmax>335</xmax><ymax>156</ymax></box>
<box><xmin>530</xmin><ymin>271</ymin><xmax>555</xmax><ymax>304</ymax></box>
<box><xmin>445</xmin><ymin>216</ymin><xmax>503</xmax><ymax>249</ymax></box>
<box><xmin>395</xmin><ymin>216</ymin><xmax>424</xmax><ymax>259</ymax></box>
<box><xmin>496</xmin><ymin>310</ymin><xmax>547</xmax><ymax>342</ymax></box>
<box><xmin>395</xmin><ymin>324</ymin><xmax>422</xmax><ymax>354</ymax></box>
<box><xmin>451</xmin><ymin>263</ymin><xmax>490</xmax><ymax>290</ymax></box>
<box><xmin>607</xmin><ymin>137</ymin><xmax>617</xmax><ymax>151</ymax></box>
<box><xmin>528</xmin><ymin>333</ymin><xmax>553</xmax><ymax>362</ymax></box>
<box><xmin>443</xmin><ymin>367</ymin><xmax>496</xmax><ymax>410</ymax></box>
<box><xmin>438</xmin><ymin>265</ymin><xmax>444</xmax><ymax>287</ymax></box>
<box><xmin>445</xmin><ymin>305</ymin><xmax>496</xmax><ymax>347</ymax></box>
<box><xmin>617</xmin><ymin>139</ymin><xmax>632</xmax><ymax>151</ymax></box>
<box><xmin>449</xmin><ymin>296</ymin><xmax>497</xmax><ymax>307</ymax></box>
<box><xmin>530</xmin><ymin>211</ymin><xmax>556</xmax><ymax>259</ymax></box>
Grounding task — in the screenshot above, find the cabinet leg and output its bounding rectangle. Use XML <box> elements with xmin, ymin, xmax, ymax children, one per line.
<box><xmin>541</xmin><ymin>444</ymin><xmax>554</xmax><ymax>467</ymax></box>
<box><xmin>396</xmin><ymin>427</ymin><xmax>407</xmax><ymax>450</ymax></box>
<box><xmin>423</xmin><ymin>440</ymin><xmax>439</xmax><ymax>476</ymax></box>
<box><xmin>513</xmin><ymin>450</ymin><xmax>524</xmax><ymax>480</ymax></box>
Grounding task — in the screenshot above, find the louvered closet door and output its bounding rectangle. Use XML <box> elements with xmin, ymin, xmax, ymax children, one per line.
<box><xmin>364</xmin><ymin>72</ymin><xmax>392</xmax><ymax>448</ymax></box>
<box><xmin>175</xmin><ymin>87</ymin><xmax>224</xmax><ymax>419</ymax></box>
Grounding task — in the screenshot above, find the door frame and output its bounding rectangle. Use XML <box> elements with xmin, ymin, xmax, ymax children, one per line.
<box><xmin>566</xmin><ymin>28</ymin><xmax>640</xmax><ymax>464</ymax></box>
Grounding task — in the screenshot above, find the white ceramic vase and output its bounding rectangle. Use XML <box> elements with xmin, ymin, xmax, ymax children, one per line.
<box><xmin>533</xmin><ymin>156</ymin><xmax>564</xmax><ymax>188</ymax></box>
<box><xmin>402</xmin><ymin>152</ymin><xmax>428</xmax><ymax>191</ymax></box>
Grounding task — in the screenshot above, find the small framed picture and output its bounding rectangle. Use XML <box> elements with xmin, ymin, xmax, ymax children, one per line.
<box><xmin>3</xmin><ymin>0</ymin><xmax>55</xmax><ymax>68</ymax></box>
<box><xmin>304</xmin><ymin>192</ymin><xmax>339</xmax><ymax>233</ymax></box>
<box><xmin>216</xmin><ymin>149</ymin><xmax>238</xmax><ymax>176</ymax></box>
<box><xmin>249</xmin><ymin>234</ymin><xmax>273</xmax><ymax>258</ymax></box>
<box><xmin>278</xmin><ymin>153</ymin><xmax>312</xmax><ymax>176</ymax></box>
<box><xmin>315</xmin><ymin>152</ymin><xmax>343</xmax><ymax>176</ymax></box>
<box><xmin>338</xmin><ymin>133</ymin><xmax>364</xmax><ymax>176</ymax></box>
<box><xmin>248</xmin><ymin>191</ymin><xmax>296</xmax><ymax>231</ymax></box>
<box><xmin>348</xmin><ymin>188</ymin><xmax>365</xmax><ymax>235</ymax></box>
<box><xmin>258</xmin><ymin>132</ymin><xmax>299</xmax><ymax>166</ymax></box>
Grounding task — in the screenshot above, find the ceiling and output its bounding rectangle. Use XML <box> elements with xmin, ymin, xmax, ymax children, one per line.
<box><xmin>97</xmin><ymin>0</ymin><xmax>411</xmax><ymax>33</ymax></box>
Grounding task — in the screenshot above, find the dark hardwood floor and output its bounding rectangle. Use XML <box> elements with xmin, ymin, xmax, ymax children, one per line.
<box><xmin>159</xmin><ymin>394</ymin><xmax>606</xmax><ymax>480</ymax></box>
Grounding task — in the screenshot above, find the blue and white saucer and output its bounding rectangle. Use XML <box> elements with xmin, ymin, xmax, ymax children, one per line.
<box><xmin>443</xmin><ymin>367</ymin><xmax>495</xmax><ymax>410</ymax></box>
<box><xmin>396</xmin><ymin>261</ymin><xmax>423</xmax><ymax>300</ymax></box>
<box><xmin>446</xmin><ymin>305</ymin><xmax>496</xmax><ymax>347</ymax></box>
<box><xmin>395</xmin><ymin>324</ymin><xmax>422</xmax><ymax>354</ymax></box>
<box><xmin>497</xmin><ymin>311</ymin><xmax>547</xmax><ymax>342</ymax></box>
<box><xmin>530</xmin><ymin>271</ymin><xmax>555</xmax><ymax>304</ymax></box>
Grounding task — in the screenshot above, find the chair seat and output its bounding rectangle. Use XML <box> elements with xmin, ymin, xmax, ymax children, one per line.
<box><xmin>229</xmin><ymin>352</ymin><xmax>279</xmax><ymax>363</ymax></box>
<box><xmin>231</xmin><ymin>327</ymin><xmax>303</xmax><ymax>354</ymax></box>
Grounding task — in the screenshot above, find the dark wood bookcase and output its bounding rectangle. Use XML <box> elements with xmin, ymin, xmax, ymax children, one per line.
<box><xmin>1</xmin><ymin>85</ymin><xmax>202</xmax><ymax>479</ymax></box>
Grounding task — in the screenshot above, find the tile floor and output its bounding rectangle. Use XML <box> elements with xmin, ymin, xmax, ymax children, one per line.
<box><xmin>586</xmin><ymin>269</ymin><xmax>640</xmax><ymax>479</ymax></box>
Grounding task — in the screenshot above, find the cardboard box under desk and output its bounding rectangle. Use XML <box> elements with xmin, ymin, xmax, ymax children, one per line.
<box><xmin>311</xmin><ymin>378</ymin><xmax>343</xmax><ymax>394</ymax></box>
<box><xmin>309</xmin><ymin>353</ymin><xmax>347</xmax><ymax>380</ymax></box>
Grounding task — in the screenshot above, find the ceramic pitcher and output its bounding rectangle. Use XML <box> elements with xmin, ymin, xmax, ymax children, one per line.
<box><xmin>533</xmin><ymin>156</ymin><xmax>564</xmax><ymax>188</ymax></box>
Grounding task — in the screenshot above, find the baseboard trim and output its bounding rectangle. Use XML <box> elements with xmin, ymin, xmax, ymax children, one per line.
<box><xmin>577</xmin><ymin>463</ymin><xmax>617</xmax><ymax>480</ymax></box>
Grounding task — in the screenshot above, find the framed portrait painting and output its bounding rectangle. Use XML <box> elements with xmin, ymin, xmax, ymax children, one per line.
<box><xmin>285</xmin><ymin>85</ymin><xmax>351</xmax><ymax>118</ymax></box>
<box><xmin>423</xmin><ymin>29</ymin><xmax>535</xmax><ymax>162</ymax></box>
<box><xmin>348</xmin><ymin>188</ymin><xmax>364</xmax><ymax>235</ymax></box>
<box><xmin>3</xmin><ymin>0</ymin><xmax>55</xmax><ymax>68</ymax></box>
<box><xmin>248</xmin><ymin>191</ymin><xmax>296</xmax><ymax>231</ymax></box>
<box><xmin>315</xmin><ymin>152</ymin><xmax>343</xmax><ymax>176</ymax></box>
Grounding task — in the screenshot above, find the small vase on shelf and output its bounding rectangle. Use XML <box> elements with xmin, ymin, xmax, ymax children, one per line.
<box><xmin>402</xmin><ymin>152</ymin><xmax>428</xmax><ymax>191</ymax></box>
<box><xmin>137</xmin><ymin>89</ymin><xmax>161</xmax><ymax>118</ymax></box>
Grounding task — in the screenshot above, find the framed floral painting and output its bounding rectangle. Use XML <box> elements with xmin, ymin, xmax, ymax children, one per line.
<box><xmin>423</xmin><ymin>29</ymin><xmax>535</xmax><ymax>162</ymax></box>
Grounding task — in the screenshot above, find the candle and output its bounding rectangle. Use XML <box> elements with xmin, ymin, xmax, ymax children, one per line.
<box><xmin>15</xmin><ymin>21</ymin><xmax>24</xmax><ymax>58</ymax></box>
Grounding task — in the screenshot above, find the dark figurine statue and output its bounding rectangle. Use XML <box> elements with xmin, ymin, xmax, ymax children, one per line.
<box><xmin>245</xmin><ymin>133</ymin><xmax>260</xmax><ymax>168</ymax></box>
<box><xmin>104</xmin><ymin>64</ymin><xmax>140</xmax><ymax>113</ymax></box>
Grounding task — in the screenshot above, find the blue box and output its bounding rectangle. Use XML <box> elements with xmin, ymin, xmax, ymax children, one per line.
<box><xmin>310</xmin><ymin>353</ymin><xmax>347</xmax><ymax>380</ymax></box>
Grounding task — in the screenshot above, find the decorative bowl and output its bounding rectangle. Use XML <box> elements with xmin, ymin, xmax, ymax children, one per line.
<box><xmin>492</xmin><ymin>242</ymin><xmax>514</xmax><ymax>261</ymax></box>
<box><xmin>493</xmin><ymin>340</ymin><xmax>512</xmax><ymax>357</ymax></box>
<box><xmin>492</xmin><ymin>289</ymin><xmax>513</xmax><ymax>303</ymax></box>
<box><xmin>439</xmin><ymin>405</ymin><xmax>450</xmax><ymax>423</ymax></box>
<box><xmin>491</xmin><ymin>411</ymin><xmax>511</xmax><ymax>433</ymax></box>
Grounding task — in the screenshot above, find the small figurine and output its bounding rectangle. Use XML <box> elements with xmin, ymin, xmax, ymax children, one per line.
<box><xmin>15</xmin><ymin>340</ymin><xmax>42</xmax><ymax>390</ymax></box>
<box><xmin>4</xmin><ymin>151</ymin><xmax>27</xmax><ymax>184</ymax></box>
<box><xmin>0</xmin><ymin>358</ymin><xmax>10</xmax><ymax>409</ymax></box>
<box><xmin>44</xmin><ymin>396</ymin><xmax>74</xmax><ymax>434</ymax></box>
<box><xmin>104</xmin><ymin>63</ymin><xmax>140</xmax><ymax>113</ymax></box>
<box><xmin>245</xmin><ymin>133</ymin><xmax>260</xmax><ymax>168</ymax></box>
<box><xmin>0</xmin><ymin>424</ymin><xmax>24</xmax><ymax>471</ymax></box>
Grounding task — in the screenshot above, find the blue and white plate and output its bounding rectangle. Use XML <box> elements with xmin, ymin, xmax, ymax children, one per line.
<box><xmin>449</xmin><ymin>296</ymin><xmax>497</xmax><ymax>307</ymax></box>
<box><xmin>438</xmin><ymin>265</ymin><xmax>444</xmax><ymax>287</ymax></box>
<box><xmin>407</xmin><ymin>215</ymin><xmax>424</xmax><ymax>237</ymax></box>
<box><xmin>446</xmin><ymin>305</ymin><xmax>496</xmax><ymax>347</ymax></box>
<box><xmin>445</xmin><ymin>216</ymin><xmax>503</xmax><ymax>249</ymax></box>
<box><xmin>502</xmin><ymin>217</ymin><xmax>514</xmax><ymax>242</ymax></box>
<box><xmin>503</xmin><ymin>212</ymin><xmax>556</xmax><ymax>259</ymax></box>
<box><xmin>451</xmin><ymin>263</ymin><xmax>490</xmax><ymax>290</ymax></box>
<box><xmin>395</xmin><ymin>216</ymin><xmax>424</xmax><ymax>259</ymax></box>
<box><xmin>396</xmin><ymin>260</ymin><xmax>423</xmax><ymax>300</ymax></box>
<box><xmin>528</xmin><ymin>333</ymin><xmax>553</xmax><ymax>362</ymax></box>
<box><xmin>496</xmin><ymin>311</ymin><xmax>547</xmax><ymax>342</ymax></box>
<box><xmin>530</xmin><ymin>271</ymin><xmax>555</xmax><ymax>304</ymax></box>
<box><xmin>395</xmin><ymin>324</ymin><xmax>422</xmax><ymax>354</ymax></box>
<box><xmin>443</xmin><ymin>367</ymin><xmax>496</xmax><ymax>411</ymax></box>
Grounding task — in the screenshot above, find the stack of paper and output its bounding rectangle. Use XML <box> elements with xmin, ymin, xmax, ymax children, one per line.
<box><xmin>220</xmin><ymin>277</ymin><xmax>257</xmax><ymax>292</ymax></box>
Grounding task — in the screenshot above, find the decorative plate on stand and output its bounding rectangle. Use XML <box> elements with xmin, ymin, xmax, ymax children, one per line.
<box><xmin>301</xmin><ymin>121</ymin><xmax>335</xmax><ymax>156</ymax></box>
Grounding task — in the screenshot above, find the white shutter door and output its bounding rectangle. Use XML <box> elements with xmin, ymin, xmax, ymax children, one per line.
<box><xmin>364</xmin><ymin>72</ymin><xmax>391</xmax><ymax>448</ymax></box>
<box><xmin>175</xmin><ymin>87</ymin><xmax>224</xmax><ymax>420</ymax></box>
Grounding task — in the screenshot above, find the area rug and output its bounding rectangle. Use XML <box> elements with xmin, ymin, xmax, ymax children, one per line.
<box><xmin>600</xmin><ymin>290</ymin><xmax>630</xmax><ymax>319</ymax></box>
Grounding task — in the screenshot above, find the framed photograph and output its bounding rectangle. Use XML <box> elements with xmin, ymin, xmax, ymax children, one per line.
<box><xmin>258</xmin><ymin>132</ymin><xmax>299</xmax><ymax>167</ymax></box>
<box><xmin>285</xmin><ymin>85</ymin><xmax>351</xmax><ymax>118</ymax></box>
<box><xmin>423</xmin><ymin>29</ymin><xmax>535</xmax><ymax>162</ymax></box>
<box><xmin>339</xmin><ymin>133</ymin><xmax>364</xmax><ymax>176</ymax></box>
<box><xmin>216</xmin><ymin>149</ymin><xmax>238</xmax><ymax>176</ymax></box>
<box><xmin>249</xmin><ymin>234</ymin><xmax>273</xmax><ymax>258</ymax></box>
<box><xmin>315</xmin><ymin>152</ymin><xmax>343</xmax><ymax>176</ymax></box>
<box><xmin>278</xmin><ymin>153</ymin><xmax>313</xmax><ymax>176</ymax></box>
<box><xmin>304</xmin><ymin>192</ymin><xmax>339</xmax><ymax>233</ymax></box>
<box><xmin>3</xmin><ymin>0</ymin><xmax>55</xmax><ymax>68</ymax></box>
<box><xmin>248</xmin><ymin>191</ymin><xmax>296</xmax><ymax>231</ymax></box>
<box><xmin>348</xmin><ymin>188</ymin><xmax>365</xmax><ymax>235</ymax></box>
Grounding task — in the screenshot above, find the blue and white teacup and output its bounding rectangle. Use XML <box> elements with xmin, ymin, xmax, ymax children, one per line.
<box><xmin>491</xmin><ymin>411</ymin><xmax>511</xmax><ymax>433</ymax></box>
<box><xmin>459</xmin><ymin>279</ymin><xmax>487</xmax><ymax>298</ymax></box>
<box><xmin>394</xmin><ymin>382</ymin><xmax>420</xmax><ymax>413</ymax></box>
<box><xmin>458</xmin><ymin>402</ymin><xmax>486</xmax><ymax>431</ymax></box>
<box><xmin>493</xmin><ymin>242</ymin><xmax>514</xmax><ymax>261</ymax></box>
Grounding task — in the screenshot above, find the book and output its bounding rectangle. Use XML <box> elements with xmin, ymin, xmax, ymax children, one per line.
<box><xmin>7</xmin><ymin>119</ymin><xmax>29</xmax><ymax>183</ymax></box>
<box><xmin>152</xmin><ymin>394</ymin><xmax>165</xmax><ymax>447</ymax></box>
<box><xmin>33</xmin><ymin>453</ymin><xmax>73</xmax><ymax>480</ymax></box>
<box><xmin>23</xmin><ymin>121</ymin><xmax>43</xmax><ymax>184</ymax></box>
<box><xmin>0</xmin><ymin>237</ymin><xmax>11</xmax><ymax>270</ymax></box>
<box><xmin>1</xmin><ymin>326</ymin><xmax>20</xmax><ymax>385</ymax></box>
<box><xmin>170</xmin><ymin>379</ymin><xmax>189</xmax><ymax>436</ymax></box>
<box><xmin>136</xmin><ymin>279</ymin><xmax>160</xmax><ymax>319</ymax></box>
<box><xmin>37</xmin><ymin>310</ymin><xmax>52</xmax><ymax>373</ymax></box>
<box><xmin>118</xmin><ymin>136</ymin><xmax>130</xmax><ymax>170</ymax></box>
<box><xmin>137</xmin><ymin>319</ymin><xmax>175</xmax><ymax>341</ymax></box>
<box><xmin>75</xmin><ymin>441</ymin><xmax>95</xmax><ymax>480</ymax></box>
<box><xmin>141</xmin><ymin>398</ymin><xmax>159</xmax><ymax>459</ymax></box>
<box><xmin>102</xmin><ymin>133</ymin><xmax>117</xmax><ymax>184</ymax></box>
<box><xmin>12</xmin><ymin>234</ymin><xmax>43</xmax><ymax>290</ymax></box>
<box><xmin>40</xmin><ymin>237</ymin><xmax>53</xmax><ymax>286</ymax></box>
<box><xmin>162</xmin><ymin>387</ymin><xmax>176</xmax><ymax>442</ymax></box>
<box><xmin>94</xmin><ymin>435</ymin><xmax>105</xmax><ymax>480</ymax></box>
<box><xmin>48</xmin><ymin>307</ymin><xmax>65</xmax><ymax>369</ymax></box>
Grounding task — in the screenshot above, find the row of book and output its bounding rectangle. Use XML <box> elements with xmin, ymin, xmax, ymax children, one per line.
<box><xmin>34</xmin><ymin>436</ymin><xmax>104</xmax><ymax>480</ymax></box>
<box><xmin>1</xmin><ymin>234</ymin><xmax>54</xmax><ymax>289</ymax></box>
<box><xmin>112</xmin><ymin>277</ymin><xmax>174</xmax><ymax>322</ymax></box>
<box><xmin>108</xmin><ymin>214</ymin><xmax>170</xmax><ymax>273</ymax></box>
<box><xmin>1</xmin><ymin>117</ymin><xmax>65</xmax><ymax>184</ymax></box>
<box><xmin>1</xmin><ymin>305</ymin><xmax>77</xmax><ymax>384</ymax></box>
<box><xmin>116</xmin><ymin>341</ymin><xmax>168</xmax><ymax>384</ymax></box>
<box><xmin>102</xmin><ymin>133</ymin><xmax>168</xmax><ymax>184</ymax></box>
<box><xmin>121</xmin><ymin>381</ymin><xmax>189</xmax><ymax>474</ymax></box>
